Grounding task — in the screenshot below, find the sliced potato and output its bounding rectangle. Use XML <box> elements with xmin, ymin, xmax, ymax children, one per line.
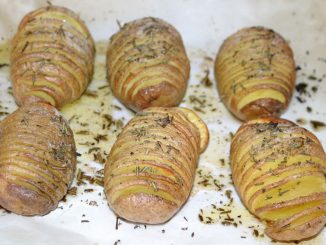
<box><xmin>0</xmin><ymin>103</ymin><xmax>76</xmax><ymax>215</ymax></box>
<box><xmin>10</xmin><ymin>5</ymin><xmax>95</xmax><ymax>108</ymax></box>
<box><xmin>230</xmin><ymin>117</ymin><xmax>326</xmax><ymax>241</ymax></box>
<box><xmin>215</xmin><ymin>27</ymin><xmax>296</xmax><ymax>121</ymax></box>
<box><xmin>107</xmin><ymin>17</ymin><xmax>190</xmax><ymax>111</ymax></box>
<box><xmin>104</xmin><ymin>107</ymin><xmax>208</xmax><ymax>224</ymax></box>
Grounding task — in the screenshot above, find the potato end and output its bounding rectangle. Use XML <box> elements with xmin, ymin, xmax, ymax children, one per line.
<box><xmin>265</xmin><ymin>215</ymin><xmax>326</xmax><ymax>242</ymax></box>
<box><xmin>0</xmin><ymin>176</ymin><xmax>55</xmax><ymax>216</ymax></box>
<box><xmin>133</xmin><ymin>81</ymin><xmax>185</xmax><ymax>112</ymax></box>
<box><xmin>239</xmin><ymin>98</ymin><xmax>285</xmax><ymax>121</ymax></box>
<box><xmin>111</xmin><ymin>193</ymin><xmax>178</xmax><ymax>224</ymax></box>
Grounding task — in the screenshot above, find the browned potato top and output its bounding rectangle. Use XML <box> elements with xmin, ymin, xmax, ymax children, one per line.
<box><xmin>231</xmin><ymin>117</ymin><xmax>326</xmax><ymax>241</ymax></box>
<box><xmin>0</xmin><ymin>103</ymin><xmax>76</xmax><ymax>215</ymax></box>
<box><xmin>107</xmin><ymin>17</ymin><xmax>190</xmax><ymax>111</ymax></box>
<box><xmin>104</xmin><ymin>107</ymin><xmax>208</xmax><ymax>224</ymax></box>
<box><xmin>10</xmin><ymin>5</ymin><xmax>95</xmax><ymax>108</ymax></box>
<box><xmin>215</xmin><ymin>27</ymin><xmax>296</xmax><ymax>121</ymax></box>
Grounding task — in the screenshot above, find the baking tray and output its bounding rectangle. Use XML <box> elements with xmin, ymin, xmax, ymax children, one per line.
<box><xmin>0</xmin><ymin>0</ymin><xmax>325</xmax><ymax>244</ymax></box>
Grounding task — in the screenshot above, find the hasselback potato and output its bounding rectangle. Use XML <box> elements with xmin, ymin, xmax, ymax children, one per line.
<box><xmin>107</xmin><ymin>17</ymin><xmax>190</xmax><ymax>111</ymax></box>
<box><xmin>104</xmin><ymin>107</ymin><xmax>209</xmax><ymax>223</ymax></box>
<box><xmin>231</xmin><ymin>118</ymin><xmax>326</xmax><ymax>241</ymax></box>
<box><xmin>11</xmin><ymin>5</ymin><xmax>95</xmax><ymax>108</ymax></box>
<box><xmin>0</xmin><ymin>103</ymin><xmax>76</xmax><ymax>215</ymax></box>
<box><xmin>215</xmin><ymin>27</ymin><xmax>296</xmax><ymax>121</ymax></box>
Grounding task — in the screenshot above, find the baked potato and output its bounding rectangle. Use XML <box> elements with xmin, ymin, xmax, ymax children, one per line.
<box><xmin>107</xmin><ymin>17</ymin><xmax>190</xmax><ymax>111</ymax></box>
<box><xmin>104</xmin><ymin>107</ymin><xmax>209</xmax><ymax>223</ymax></box>
<box><xmin>215</xmin><ymin>27</ymin><xmax>296</xmax><ymax>121</ymax></box>
<box><xmin>231</xmin><ymin>117</ymin><xmax>326</xmax><ymax>241</ymax></box>
<box><xmin>0</xmin><ymin>103</ymin><xmax>76</xmax><ymax>215</ymax></box>
<box><xmin>11</xmin><ymin>5</ymin><xmax>95</xmax><ymax>108</ymax></box>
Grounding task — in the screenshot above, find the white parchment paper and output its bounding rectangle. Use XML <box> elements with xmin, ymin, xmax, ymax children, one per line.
<box><xmin>0</xmin><ymin>0</ymin><xmax>325</xmax><ymax>244</ymax></box>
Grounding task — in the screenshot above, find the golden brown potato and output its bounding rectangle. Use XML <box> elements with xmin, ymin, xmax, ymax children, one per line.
<box><xmin>231</xmin><ymin>117</ymin><xmax>326</xmax><ymax>241</ymax></box>
<box><xmin>104</xmin><ymin>107</ymin><xmax>208</xmax><ymax>223</ymax></box>
<box><xmin>107</xmin><ymin>17</ymin><xmax>190</xmax><ymax>111</ymax></box>
<box><xmin>0</xmin><ymin>103</ymin><xmax>76</xmax><ymax>215</ymax></box>
<box><xmin>215</xmin><ymin>27</ymin><xmax>296</xmax><ymax>121</ymax></box>
<box><xmin>11</xmin><ymin>5</ymin><xmax>95</xmax><ymax>108</ymax></box>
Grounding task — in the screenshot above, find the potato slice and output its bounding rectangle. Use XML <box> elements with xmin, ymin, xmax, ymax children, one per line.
<box><xmin>175</xmin><ymin>107</ymin><xmax>209</xmax><ymax>153</ymax></box>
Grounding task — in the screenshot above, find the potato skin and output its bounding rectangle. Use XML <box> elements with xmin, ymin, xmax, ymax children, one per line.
<box><xmin>11</xmin><ymin>5</ymin><xmax>95</xmax><ymax>108</ymax></box>
<box><xmin>231</xmin><ymin>117</ymin><xmax>326</xmax><ymax>241</ymax></box>
<box><xmin>215</xmin><ymin>27</ymin><xmax>296</xmax><ymax>121</ymax></box>
<box><xmin>107</xmin><ymin>17</ymin><xmax>190</xmax><ymax>112</ymax></box>
<box><xmin>0</xmin><ymin>103</ymin><xmax>76</xmax><ymax>215</ymax></box>
<box><xmin>104</xmin><ymin>107</ymin><xmax>208</xmax><ymax>224</ymax></box>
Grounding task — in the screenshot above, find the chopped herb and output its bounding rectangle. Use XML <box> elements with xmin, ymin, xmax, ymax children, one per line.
<box><xmin>278</xmin><ymin>189</ymin><xmax>290</xmax><ymax>196</ymax></box>
<box><xmin>93</xmin><ymin>152</ymin><xmax>106</xmax><ymax>164</ymax></box>
<box><xmin>0</xmin><ymin>63</ymin><xmax>9</xmax><ymax>68</ymax></box>
<box><xmin>296</xmin><ymin>96</ymin><xmax>305</xmax><ymax>103</ymax></box>
<box><xmin>296</xmin><ymin>118</ymin><xmax>307</xmax><ymax>125</ymax></box>
<box><xmin>311</xmin><ymin>86</ymin><xmax>318</xmax><ymax>93</ymax></box>
<box><xmin>189</xmin><ymin>95</ymin><xmax>205</xmax><ymax>105</ymax></box>
<box><xmin>149</xmin><ymin>180</ymin><xmax>158</xmax><ymax>191</ymax></box>
<box><xmin>94</xmin><ymin>134</ymin><xmax>108</xmax><ymax>143</ymax></box>
<box><xmin>21</xmin><ymin>41</ymin><xmax>30</xmax><ymax>53</ymax></box>
<box><xmin>308</xmin><ymin>75</ymin><xmax>317</xmax><ymax>80</ymax></box>
<box><xmin>67</xmin><ymin>187</ymin><xmax>77</xmax><ymax>195</ymax></box>
<box><xmin>310</xmin><ymin>120</ymin><xmax>325</xmax><ymax>131</ymax></box>
<box><xmin>289</xmin><ymin>137</ymin><xmax>304</xmax><ymax>149</ymax></box>
<box><xmin>60</xmin><ymin>122</ymin><xmax>70</xmax><ymax>137</ymax></box>
<box><xmin>198</xmin><ymin>214</ymin><xmax>204</xmax><ymax>222</ymax></box>
<box><xmin>112</xmin><ymin>104</ymin><xmax>122</xmax><ymax>110</ymax></box>
<box><xmin>225</xmin><ymin>190</ymin><xmax>232</xmax><ymax>199</ymax></box>
<box><xmin>155</xmin><ymin>115</ymin><xmax>173</xmax><ymax>128</ymax></box>
<box><xmin>295</xmin><ymin>83</ymin><xmax>308</xmax><ymax>94</ymax></box>
<box><xmin>0</xmin><ymin>111</ymin><xmax>9</xmax><ymax>116</ymax></box>
<box><xmin>193</xmin><ymin>106</ymin><xmax>205</xmax><ymax>113</ymax></box>
<box><xmin>88</xmin><ymin>147</ymin><xmax>100</xmax><ymax>154</ymax></box>
<box><xmin>116</xmin><ymin>19</ymin><xmax>122</xmax><ymax>29</ymax></box>
<box><xmin>131</xmin><ymin>127</ymin><xmax>147</xmax><ymax>140</ymax></box>
<box><xmin>103</xmin><ymin>114</ymin><xmax>113</xmax><ymax>125</ymax></box>
<box><xmin>134</xmin><ymin>166</ymin><xmax>154</xmax><ymax>176</ymax></box>
<box><xmin>76</xmin><ymin>130</ymin><xmax>90</xmax><ymax>135</ymax></box>
<box><xmin>155</xmin><ymin>141</ymin><xmax>164</xmax><ymax>151</ymax></box>
<box><xmin>201</xmin><ymin>69</ymin><xmax>212</xmax><ymax>87</ymax></box>
<box><xmin>21</xmin><ymin>116</ymin><xmax>29</xmax><ymax>126</ymax></box>
<box><xmin>295</xmin><ymin>66</ymin><xmax>301</xmax><ymax>71</ymax></box>
<box><xmin>51</xmin><ymin>144</ymin><xmax>66</xmax><ymax>161</ymax></box>
<box><xmin>115</xmin><ymin>217</ymin><xmax>120</xmax><ymax>230</ymax></box>
<box><xmin>84</xmin><ymin>90</ymin><xmax>98</xmax><ymax>97</ymax></box>
<box><xmin>258</xmin><ymin>61</ymin><xmax>270</xmax><ymax>71</ymax></box>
